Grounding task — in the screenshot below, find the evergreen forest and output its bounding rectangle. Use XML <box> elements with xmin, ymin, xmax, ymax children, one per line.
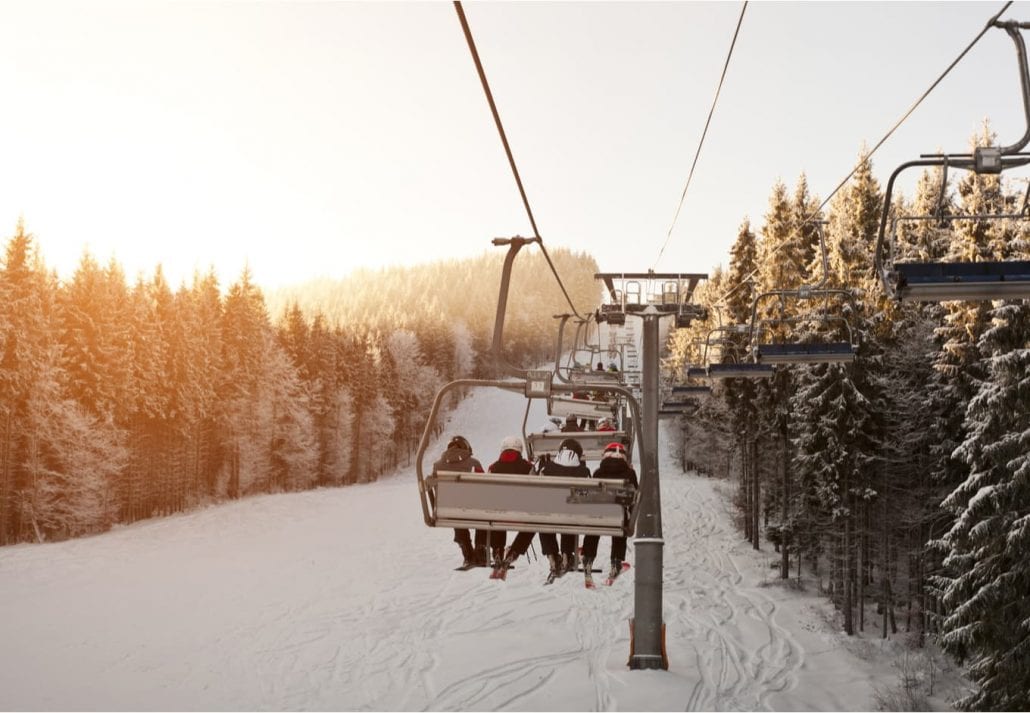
<box><xmin>0</xmin><ymin>228</ymin><xmax>598</xmax><ymax>544</ymax></box>
<box><xmin>664</xmin><ymin>126</ymin><xmax>1030</xmax><ymax>711</ymax></box>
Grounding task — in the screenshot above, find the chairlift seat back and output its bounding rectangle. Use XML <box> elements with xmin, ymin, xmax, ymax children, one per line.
<box><xmin>526</xmin><ymin>430</ymin><xmax>630</xmax><ymax>461</ymax></box>
<box><xmin>756</xmin><ymin>342</ymin><xmax>856</xmax><ymax>365</ymax></box>
<box><xmin>429</xmin><ymin>471</ymin><xmax>635</xmax><ymax>537</ymax></box>
<box><xmin>894</xmin><ymin>261</ymin><xmax>1030</xmax><ymax>301</ymax></box>
<box><xmin>569</xmin><ymin>370</ymin><xmax>622</xmax><ymax>386</ymax></box>
<box><xmin>671</xmin><ymin>385</ymin><xmax>712</xmax><ymax>394</ymax></box>
<box><xmin>706</xmin><ymin>363</ymin><xmax>775</xmax><ymax>379</ymax></box>
<box><xmin>548</xmin><ymin>395</ymin><xmax>616</xmax><ymax>420</ymax></box>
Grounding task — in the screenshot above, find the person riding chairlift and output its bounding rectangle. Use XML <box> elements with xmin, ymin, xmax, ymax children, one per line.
<box><xmin>581</xmin><ymin>441</ymin><xmax>638</xmax><ymax>583</ymax></box>
<box><xmin>561</xmin><ymin>414</ymin><xmax>582</xmax><ymax>432</ymax></box>
<box><xmin>486</xmin><ymin>436</ymin><xmax>534</xmax><ymax>568</ymax></box>
<box><xmin>492</xmin><ymin>437</ymin><xmax>589</xmax><ymax>580</ymax></box>
<box><xmin>431</xmin><ymin>435</ymin><xmax>488</xmax><ymax>568</ymax></box>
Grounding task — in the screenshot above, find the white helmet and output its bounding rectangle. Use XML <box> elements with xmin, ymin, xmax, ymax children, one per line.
<box><xmin>500</xmin><ymin>435</ymin><xmax>523</xmax><ymax>453</ymax></box>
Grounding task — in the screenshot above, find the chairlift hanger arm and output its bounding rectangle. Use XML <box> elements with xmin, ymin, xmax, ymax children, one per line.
<box><xmin>490</xmin><ymin>236</ymin><xmax>537</xmax><ymax>378</ymax></box>
<box><xmin>993</xmin><ymin>19</ymin><xmax>1030</xmax><ymax>154</ymax></box>
<box><xmin>552</xmin><ymin>314</ymin><xmax>574</xmax><ymax>383</ymax></box>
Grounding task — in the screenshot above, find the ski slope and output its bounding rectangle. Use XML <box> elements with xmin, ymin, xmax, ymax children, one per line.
<box><xmin>0</xmin><ymin>385</ymin><xmax>950</xmax><ymax>711</ymax></box>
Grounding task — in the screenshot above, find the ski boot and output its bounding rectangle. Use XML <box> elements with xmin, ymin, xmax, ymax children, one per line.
<box><xmin>545</xmin><ymin>554</ymin><xmax>562</xmax><ymax>584</ymax></box>
<box><xmin>561</xmin><ymin>552</ymin><xmax>575</xmax><ymax>575</ymax></box>
<box><xmin>456</xmin><ymin>541</ymin><xmax>476</xmax><ymax>570</ymax></box>
<box><xmin>582</xmin><ymin>557</ymin><xmax>595</xmax><ymax>589</ymax></box>
<box><xmin>490</xmin><ymin>548</ymin><xmax>515</xmax><ymax>580</ymax></box>
<box><xmin>474</xmin><ymin>545</ymin><xmax>489</xmax><ymax>567</ymax></box>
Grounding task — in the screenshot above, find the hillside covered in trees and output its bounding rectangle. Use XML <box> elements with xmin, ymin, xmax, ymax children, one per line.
<box><xmin>663</xmin><ymin>125</ymin><xmax>1030</xmax><ymax>711</ymax></box>
<box><xmin>0</xmin><ymin>228</ymin><xmax>599</xmax><ymax>545</ymax></box>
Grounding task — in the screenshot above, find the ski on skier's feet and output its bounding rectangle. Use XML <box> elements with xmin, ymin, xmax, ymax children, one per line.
<box><xmin>489</xmin><ymin>564</ymin><xmax>514</xmax><ymax>580</ymax></box>
<box><xmin>605</xmin><ymin>562</ymin><xmax>632</xmax><ymax>585</ymax></box>
<box><xmin>457</xmin><ymin>562</ymin><xmax>512</xmax><ymax>572</ymax></box>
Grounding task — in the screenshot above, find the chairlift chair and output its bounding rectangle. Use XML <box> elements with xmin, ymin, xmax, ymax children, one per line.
<box><xmin>659</xmin><ymin>401</ymin><xmax>694</xmax><ymax>416</ymax></box>
<box><xmin>671</xmin><ymin>385</ymin><xmax>712</xmax><ymax>395</ymax></box>
<box><xmin>686</xmin><ymin>323</ymin><xmax>775</xmax><ymax>380</ymax></box>
<box><xmin>416</xmin><ymin>376</ymin><xmax>644</xmax><ymax>538</ymax></box>
<box><xmin>525</xmin><ymin>430</ymin><xmax>632</xmax><ymax>463</ymax></box>
<box><xmin>873</xmin><ymin>19</ymin><xmax>1030</xmax><ymax>302</ymax></box>
<box><xmin>554</xmin><ymin>314</ymin><xmax>627</xmax><ymax>386</ymax></box>
<box><xmin>747</xmin><ymin>221</ymin><xmax>859</xmax><ymax>365</ymax></box>
<box><xmin>421</xmin><ymin>238</ymin><xmax>642</xmax><ymax>538</ymax></box>
<box><xmin>752</xmin><ymin>315</ymin><xmax>857</xmax><ymax>365</ymax></box>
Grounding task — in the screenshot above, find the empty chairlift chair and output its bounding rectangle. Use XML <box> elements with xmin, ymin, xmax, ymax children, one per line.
<box><xmin>752</xmin><ymin>315</ymin><xmax>857</xmax><ymax>365</ymax></box>
<box><xmin>748</xmin><ymin>220</ymin><xmax>859</xmax><ymax>365</ymax></box>
<box><xmin>688</xmin><ymin>323</ymin><xmax>775</xmax><ymax>380</ymax></box>
<box><xmin>873</xmin><ymin>20</ymin><xmax>1030</xmax><ymax>302</ymax></box>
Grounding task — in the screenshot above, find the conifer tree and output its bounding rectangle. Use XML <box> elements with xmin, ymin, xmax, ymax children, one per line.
<box><xmin>931</xmin><ymin>124</ymin><xmax>1030</xmax><ymax>709</ymax></box>
<box><xmin>935</xmin><ymin>296</ymin><xmax>1030</xmax><ymax>711</ymax></box>
<box><xmin>219</xmin><ymin>268</ymin><xmax>272</xmax><ymax>497</ymax></box>
<box><xmin>0</xmin><ymin>221</ymin><xmax>61</xmax><ymax>542</ymax></box>
<box><xmin>27</xmin><ymin>358</ymin><xmax>127</xmax><ymax>539</ymax></box>
<box><xmin>790</xmin><ymin>152</ymin><xmax>882</xmax><ymax>633</ymax></box>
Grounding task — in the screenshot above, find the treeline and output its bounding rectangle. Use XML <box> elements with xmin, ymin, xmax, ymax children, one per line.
<box><xmin>665</xmin><ymin>124</ymin><xmax>1029</xmax><ymax>710</ymax></box>
<box><xmin>0</xmin><ymin>224</ymin><xmax>599</xmax><ymax>545</ymax></box>
<box><xmin>266</xmin><ymin>246</ymin><xmax>600</xmax><ymax>367</ymax></box>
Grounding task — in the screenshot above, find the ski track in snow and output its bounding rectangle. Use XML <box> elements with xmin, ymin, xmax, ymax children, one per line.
<box><xmin>664</xmin><ymin>477</ymin><xmax>803</xmax><ymax>711</ymax></box>
<box><xmin>0</xmin><ymin>385</ymin><xmax>880</xmax><ymax>711</ymax></box>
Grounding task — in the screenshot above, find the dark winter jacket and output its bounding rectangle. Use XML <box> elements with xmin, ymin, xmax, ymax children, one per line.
<box><xmin>488</xmin><ymin>450</ymin><xmax>534</xmax><ymax>475</ymax></box>
<box><xmin>432</xmin><ymin>446</ymin><xmax>484</xmax><ymax>474</ymax></box>
<box><xmin>539</xmin><ymin>450</ymin><xmax>590</xmax><ymax>479</ymax></box>
<box><xmin>592</xmin><ymin>457</ymin><xmax>638</xmax><ymax>488</ymax></box>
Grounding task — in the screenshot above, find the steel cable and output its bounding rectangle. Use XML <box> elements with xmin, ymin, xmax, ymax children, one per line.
<box><xmin>654</xmin><ymin>1</ymin><xmax>749</xmax><ymax>271</ymax></box>
<box><xmin>454</xmin><ymin>1</ymin><xmax>585</xmax><ymax>319</ymax></box>
<box><xmin>715</xmin><ymin>0</ymin><xmax>1014</xmax><ymax>307</ymax></box>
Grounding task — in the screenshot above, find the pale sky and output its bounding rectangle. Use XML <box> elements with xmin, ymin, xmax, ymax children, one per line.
<box><xmin>2</xmin><ymin>1</ymin><xmax>1029</xmax><ymax>290</ymax></box>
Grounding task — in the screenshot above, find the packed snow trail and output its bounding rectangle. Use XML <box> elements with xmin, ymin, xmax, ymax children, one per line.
<box><xmin>0</xmin><ymin>386</ymin><xmax>890</xmax><ymax>710</ymax></box>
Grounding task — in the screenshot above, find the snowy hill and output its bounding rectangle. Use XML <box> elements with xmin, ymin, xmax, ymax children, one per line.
<box><xmin>0</xmin><ymin>385</ymin><xmax>961</xmax><ymax>711</ymax></box>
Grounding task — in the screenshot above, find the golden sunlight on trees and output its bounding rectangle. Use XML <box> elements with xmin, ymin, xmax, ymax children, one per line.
<box><xmin>0</xmin><ymin>231</ymin><xmax>599</xmax><ymax>544</ymax></box>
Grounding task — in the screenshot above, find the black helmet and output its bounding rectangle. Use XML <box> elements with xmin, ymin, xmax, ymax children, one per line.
<box><xmin>448</xmin><ymin>435</ymin><xmax>472</xmax><ymax>453</ymax></box>
<box><xmin>558</xmin><ymin>438</ymin><xmax>583</xmax><ymax>459</ymax></box>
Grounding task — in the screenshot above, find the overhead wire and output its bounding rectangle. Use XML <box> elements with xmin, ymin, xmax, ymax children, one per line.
<box><xmin>714</xmin><ymin>0</ymin><xmax>1015</xmax><ymax>308</ymax></box>
<box><xmin>453</xmin><ymin>1</ymin><xmax>585</xmax><ymax>320</ymax></box>
<box><xmin>653</xmin><ymin>1</ymin><xmax>748</xmax><ymax>271</ymax></box>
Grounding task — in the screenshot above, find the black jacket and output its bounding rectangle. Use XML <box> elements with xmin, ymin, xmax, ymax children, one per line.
<box><xmin>592</xmin><ymin>457</ymin><xmax>638</xmax><ymax>488</ymax></box>
<box><xmin>539</xmin><ymin>450</ymin><xmax>590</xmax><ymax>478</ymax></box>
<box><xmin>432</xmin><ymin>446</ymin><xmax>484</xmax><ymax>474</ymax></box>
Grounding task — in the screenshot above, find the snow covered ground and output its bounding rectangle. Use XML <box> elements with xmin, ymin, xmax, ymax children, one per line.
<box><xmin>0</xmin><ymin>385</ymin><xmax>964</xmax><ymax>711</ymax></box>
